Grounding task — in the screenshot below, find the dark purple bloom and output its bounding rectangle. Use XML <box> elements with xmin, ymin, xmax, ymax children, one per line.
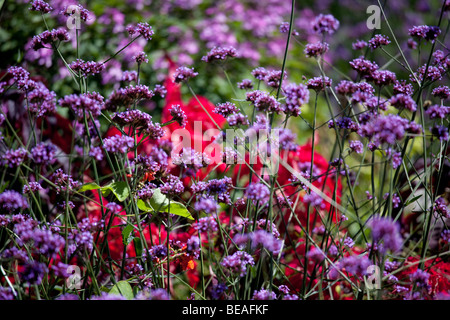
<box><xmin>393</xmin><ymin>80</ymin><xmax>414</xmax><ymax>96</ymax></box>
<box><xmin>227</xmin><ymin>113</ymin><xmax>249</xmax><ymax>126</ymax></box>
<box><xmin>191</xmin><ymin>177</ymin><xmax>232</xmax><ymax>204</ymax></box>
<box><xmin>194</xmin><ymin>197</ymin><xmax>219</xmax><ymax>215</ymax></box>
<box><xmin>1</xmin><ymin>147</ymin><xmax>27</xmax><ymax>168</ymax></box>
<box><xmin>221</xmin><ymin>251</ymin><xmax>255</xmax><ymax>277</ymax></box>
<box><xmin>389</xmin><ymin>93</ymin><xmax>417</xmax><ymax>112</ymax></box>
<box><xmin>349</xmin><ymin>57</ymin><xmax>379</xmax><ymax>77</ymax></box>
<box><xmin>194</xmin><ymin>216</ymin><xmax>218</xmax><ymax>232</ymax></box>
<box><xmin>252</xmin><ymin>289</ymin><xmax>276</xmax><ymax>300</ymax></box>
<box><xmin>0</xmin><ymin>190</ymin><xmax>29</xmax><ymax>213</ymax></box>
<box><xmin>30</xmin><ymin>142</ymin><xmax>57</xmax><ymax>165</ymax></box>
<box><xmin>431</xmin><ymin>125</ymin><xmax>449</xmax><ymax>141</ymax></box>
<box><xmin>20</xmin><ymin>261</ymin><xmax>48</xmax><ymax>285</ymax></box>
<box><xmin>103</xmin><ymin>135</ymin><xmax>134</xmax><ymax>154</ymax></box>
<box><xmin>349</xmin><ymin>140</ymin><xmax>364</xmax><ymax>154</ymax></box>
<box><xmin>432</xmin><ymin>86</ymin><xmax>450</xmax><ymax>100</ymax></box>
<box><xmin>245</xmin><ymin>183</ymin><xmax>270</xmax><ymax>204</ymax></box>
<box><xmin>31</xmin><ymin>29</ymin><xmax>70</xmax><ymax>50</ymax></box>
<box><xmin>425</xmin><ymin>105</ymin><xmax>450</xmax><ymax>119</ymax></box>
<box><xmin>369</xmin><ymin>216</ymin><xmax>402</xmax><ymax>254</ymax></box>
<box><xmin>253</xmin><ymin>91</ymin><xmax>282</xmax><ymax>113</ymax></box>
<box><xmin>69</xmin><ymin>59</ymin><xmax>105</xmax><ymax>77</ymax></box>
<box><xmin>251</xmin><ymin>67</ymin><xmax>268</xmax><ymax>81</ymax></box>
<box><xmin>133</xmin><ymin>51</ymin><xmax>148</xmax><ymax>64</ymax></box>
<box><xmin>248</xmin><ymin>230</ymin><xmax>282</xmax><ymax>254</ymax></box>
<box><xmin>352</xmin><ymin>40</ymin><xmax>368</xmax><ymax>50</ymax></box>
<box><xmin>160</xmin><ymin>174</ymin><xmax>185</xmax><ymax>197</ymax></box>
<box><xmin>409</xmin><ymin>25</ymin><xmax>441</xmax><ymax>41</ymax></box>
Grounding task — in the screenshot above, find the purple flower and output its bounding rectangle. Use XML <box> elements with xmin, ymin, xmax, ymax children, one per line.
<box><xmin>30</xmin><ymin>142</ymin><xmax>57</xmax><ymax>165</ymax></box>
<box><xmin>201</xmin><ymin>46</ymin><xmax>238</xmax><ymax>63</ymax></box>
<box><xmin>409</xmin><ymin>25</ymin><xmax>441</xmax><ymax>41</ymax></box>
<box><xmin>27</xmin><ymin>82</ymin><xmax>57</xmax><ymax>117</ymax></box>
<box><xmin>352</xmin><ymin>40</ymin><xmax>368</xmax><ymax>50</ymax></box>
<box><xmin>172</xmin><ymin>148</ymin><xmax>211</xmax><ymax>176</ymax></box>
<box><xmin>237</xmin><ymin>79</ymin><xmax>253</xmax><ymax>90</ymax></box>
<box><xmin>252</xmin><ymin>91</ymin><xmax>282</xmax><ymax>113</ymax></box>
<box><xmin>264</xmin><ymin>70</ymin><xmax>286</xmax><ymax>89</ymax></box>
<box><xmin>132</xmin><ymin>51</ymin><xmax>148</xmax><ymax>64</ymax></box>
<box><xmin>329</xmin><ymin>255</ymin><xmax>371</xmax><ymax>279</ymax></box>
<box><xmin>251</xmin><ymin>67</ymin><xmax>268</xmax><ymax>81</ymax></box>
<box><xmin>282</xmin><ymin>83</ymin><xmax>309</xmax><ymax>117</ymax></box>
<box><xmin>306</xmin><ymin>248</ymin><xmax>326</xmax><ymax>263</ymax></box>
<box><xmin>349</xmin><ymin>140</ymin><xmax>364</xmax><ymax>154</ymax></box>
<box><xmin>1</xmin><ymin>147</ymin><xmax>27</xmax><ymax>168</ymax></box>
<box><xmin>369</xmin><ymin>216</ymin><xmax>402</xmax><ymax>254</ymax></box>
<box><xmin>160</xmin><ymin>174</ymin><xmax>185</xmax><ymax>197</ymax></box>
<box><xmin>31</xmin><ymin>29</ymin><xmax>70</xmax><ymax>50</ymax></box>
<box><xmin>169</xmin><ymin>104</ymin><xmax>187</xmax><ymax>127</ymax></box>
<box><xmin>23</xmin><ymin>182</ymin><xmax>43</xmax><ymax>194</ymax></box>
<box><xmin>173</xmin><ymin>66</ymin><xmax>198</xmax><ymax>83</ymax></box>
<box><xmin>245</xmin><ymin>183</ymin><xmax>270</xmax><ymax>204</ymax></box>
<box><xmin>194</xmin><ymin>216</ymin><xmax>218</xmax><ymax>232</ymax></box>
<box><xmin>432</xmin><ymin>86</ymin><xmax>450</xmax><ymax>100</ymax></box>
<box><xmin>153</xmin><ymin>84</ymin><xmax>167</xmax><ymax>98</ymax></box>
<box><xmin>303</xmin><ymin>191</ymin><xmax>324</xmax><ymax>208</ymax></box>
<box><xmin>29</xmin><ymin>0</ymin><xmax>53</xmax><ymax>13</ymax></box>
<box><xmin>0</xmin><ymin>190</ymin><xmax>29</xmax><ymax>213</ymax></box>
<box><xmin>431</xmin><ymin>125</ymin><xmax>449</xmax><ymax>141</ymax></box>
<box><xmin>307</xmin><ymin>76</ymin><xmax>332</xmax><ymax>91</ymax></box>
<box><xmin>103</xmin><ymin>135</ymin><xmax>134</xmax><ymax>154</ymax></box>
<box><xmin>214</xmin><ymin>102</ymin><xmax>238</xmax><ymax>117</ymax></box>
<box><xmin>304</xmin><ymin>42</ymin><xmax>329</xmax><ymax>58</ymax></box>
<box><xmin>349</xmin><ymin>57</ymin><xmax>379</xmax><ymax>77</ymax></box>
<box><xmin>88</xmin><ymin>146</ymin><xmax>104</xmax><ymax>161</ymax></box>
<box><xmin>227</xmin><ymin>113</ymin><xmax>249</xmax><ymax>127</ymax></box>
<box><xmin>426</xmin><ymin>105</ymin><xmax>450</xmax><ymax>119</ymax></box>
<box><xmin>369</xmin><ymin>70</ymin><xmax>397</xmax><ymax>87</ymax></box>
<box><xmin>312</xmin><ymin>14</ymin><xmax>340</xmax><ymax>35</ymax></box>
<box><xmin>252</xmin><ymin>289</ymin><xmax>276</xmax><ymax>300</ymax></box>
<box><xmin>221</xmin><ymin>251</ymin><xmax>255</xmax><ymax>277</ymax></box>
<box><xmin>20</xmin><ymin>261</ymin><xmax>48</xmax><ymax>285</ymax></box>
<box><xmin>368</xmin><ymin>34</ymin><xmax>391</xmax><ymax>50</ymax></box>
<box><xmin>191</xmin><ymin>177</ymin><xmax>232</xmax><ymax>204</ymax></box>
<box><xmin>61</xmin><ymin>4</ymin><xmax>91</xmax><ymax>22</ymax></box>
<box><xmin>69</xmin><ymin>59</ymin><xmax>105</xmax><ymax>77</ymax></box>
<box><xmin>194</xmin><ymin>197</ymin><xmax>219</xmax><ymax>215</ymax></box>
<box><xmin>248</xmin><ymin>230</ymin><xmax>282</xmax><ymax>254</ymax></box>
<box><xmin>105</xmin><ymin>85</ymin><xmax>154</xmax><ymax>110</ymax></box>
<box><xmin>410</xmin><ymin>269</ymin><xmax>430</xmax><ymax>288</ymax></box>
<box><xmin>126</xmin><ymin>22</ymin><xmax>154</xmax><ymax>41</ymax></box>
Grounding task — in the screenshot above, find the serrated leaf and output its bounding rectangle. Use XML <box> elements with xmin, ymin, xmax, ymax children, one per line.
<box><xmin>109</xmin><ymin>281</ymin><xmax>134</xmax><ymax>300</ymax></box>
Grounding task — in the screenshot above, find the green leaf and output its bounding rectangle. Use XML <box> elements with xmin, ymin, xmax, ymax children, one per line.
<box><xmin>133</xmin><ymin>237</ymin><xmax>143</xmax><ymax>257</ymax></box>
<box><xmin>101</xmin><ymin>181</ymin><xmax>130</xmax><ymax>202</ymax></box>
<box><xmin>164</xmin><ymin>201</ymin><xmax>194</xmax><ymax>220</ymax></box>
<box><xmin>137</xmin><ymin>199</ymin><xmax>154</xmax><ymax>212</ymax></box>
<box><xmin>109</xmin><ymin>281</ymin><xmax>134</xmax><ymax>300</ymax></box>
<box><xmin>149</xmin><ymin>188</ymin><xmax>169</xmax><ymax>210</ymax></box>
<box><xmin>122</xmin><ymin>224</ymin><xmax>134</xmax><ymax>246</ymax></box>
<box><xmin>79</xmin><ymin>182</ymin><xmax>101</xmax><ymax>192</ymax></box>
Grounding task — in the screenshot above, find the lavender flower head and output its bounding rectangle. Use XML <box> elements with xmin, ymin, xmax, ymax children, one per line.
<box><xmin>283</xmin><ymin>83</ymin><xmax>309</xmax><ymax>117</ymax></box>
<box><xmin>103</xmin><ymin>135</ymin><xmax>134</xmax><ymax>154</ymax></box>
<box><xmin>369</xmin><ymin>216</ymin><xmax>402</xmax><ymax>254</ymax></box>
<box><xmin>173</xmin><ymin>66</ymin><xmax>198</xmax><ymax>83</ymax></box>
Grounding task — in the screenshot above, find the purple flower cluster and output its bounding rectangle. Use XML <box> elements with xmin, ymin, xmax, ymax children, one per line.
<box><xmin>368</xmin><ymin>34</ymin><xmax>391</xmax><ymax>50</ymax></box>
<box><xmin>30</xmin><ymin>142</ymin><xmax>57</xmax><ymax>165</ymax></box>
<box><xmin>245</xmin><ymin>183</ymin><xmax>271</xmax><ymax>204</ymax></box>
<box><xmin>169</xmin><ymin>104</ymin><xmax>187</xmax><ymax>127</ymax></box>
<box><xmin>160</xmin><ymin>174</ymin><xmax>185</xmax><ymax>197</ymax></box>
<box><xmin>173</xmin><ymin>66</ymin><xmax>198</xmax><ymax>83</ymax></box>
<box><xmin>282</xmin><ymin>83</ymin><xmax>309</xmax><ymax>117</ymax></box>
<box><xmin>311</xmin><ymin>14</ymin><xmax>340</xmax><ymax>35</ymax></box>
<box><xmin>29</xmin><ymin>0</ymin><xmax>53</xmax><ymax>13</ymax></box>
<box><xmin>221</xmin><ymin>251</ymin><xmax>255</xmax><ymax>277</ymax></box>
<box><xmin>31</xmin><ymin>29</ymin><xmax>70</xmax><ymax>50</ymax></box>
<box><xmin>191</xmin><ymin>177</ymin><xmax>232</xmax><ymax>204</ymax></box>
<box><xmin>194</xmin><ymin>216</ymin><xmax>218</xmax><ymax>232</ymax></box>
<box><xmin>369</xmin><ymin>216</ymin><xmax>402</xmax><ymax>254</ymax></box>
<box><xmin>0</xmin><ymin>190</ymin><xmax>29</xmax><ymax>213</ymax></box>
<box><xmin>304</xmin><ymin>42</ymin><xmax>329</xmax><ymax>58</ymax></box>
<box><xmin>69</xmin><ymin>59</ymin><xmax>105</xmax><ymax>77</ymax></box>
<box><xmin>409</xmin><ymin>25</ymin><xmax>441</xmax><ymax>42</ymax></box>
<box><xmin>306</xmin><ymin>76</ymin><xmax>332</xmax><ymax>91</ymax></box>
<box><xmin>214</xmin><ymin>102</ymin><xmax>239</xmax><ymax>117</ymax></box>
<box><xmin>103</xmin><ymin>135</ymin><xmax>135</xmax><ymax>154</ymax></box>
<box><xmin>1</xmin><ymin>147</ymin><xmax>27</xmax><ymax>168</ymax></box>
<box><xmin>201</xmin><ymin>46</ymin><xmax>238</xmax><ymax>63</ymax></box>
<box><xmin>126</xmin><ymin>22</ymin><xmax>154</xmax><ymax>41</ymax></box>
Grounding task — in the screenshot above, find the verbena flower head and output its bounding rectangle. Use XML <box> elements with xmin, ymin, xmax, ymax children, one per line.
<box><xmin>432</xmin><ymin>86</ymin><xmax>450</xmax><ymax>100</ymax></box>
<box><xmin>126</xmin><ymin>22</ymin><xmax>154</xmax><ymax>40</ymax></box>
<box><xmin>227</xmin><ymin>113</ymin><xmax>249</xmax><ymax>126</ymax></box>
<box><xmin>408</xmin><ymin>25</ymin><xmax>441</xmax><ymax>41</ymax></box>
<box><xmin>214</xmin><ymin>102</ymin><xmax>239</xmax><ymax>117</ymax></box>
<box><xmin>1</xmin><ymin>147</ymin><xmax>27</xmax><ymax>168</ymax></box>
<box><xmin>31</xmin><ymin>28</ymin><xmax>70</xmax><ymax>50</ymax></box>
<box><xmin>251</xmin><ymin>67</ymin><xmax>268</xmax><ymax>81</ymax></box>
<box><xmin>173</xmin><ymin>66</ymin><xmax>198</xmax><ymax>83</ymax></box>
<box><xmin>282</xmin><ymin>82</ymin><xmax>309</xmax><ymax>117</ymax></box>
<box><xmin>264</xmin><ymin>70</ymin><xmax>286</xmax><ymax>89</ymax></box>
<box><xmin>169</xmin><ymin>104</ymin><xmax>187</xmax><ymax>127</ymax></box>
<box><xmin>389</xmin><ymin>93</ymin><xmax>417</xmax><ymax>112</ymax></box>
<box><xmin>29</xmin><ymin>0</ymin><xmax>53</xmax><ymax>13</ymax></box>
<box><xmin>248</xmin><ymin>230</ymin><xmax>282</xmax><ymax>254</ymax></box>
<box><xmin>349</xmin><ymin>57</ymin><xmax>379</xmax><ymax>78</ymax></box>
<box><xmin>30</xmin><ymin>142</ymin><xmax>57</xmax><ymax>165</ymax></box>
<box><xmin>252</xmin><ymin>289</ymin><xmax>277</xmax><ymax>300</ymax></box>
<box><xmin>102</xmin><ymin>135</ymin><xmax>134</xmax><ymax>154</ymax></box>
<box><xmin>369</xmin><ymin>216</ymin><xmax>402</xmax><ymax>254</ymax></box>
<box><xmin>304</xmin><ymin>42</ymin><xmax>329</xmax><ymax>58</ymax></box>
<box><xmin>27</xmin><ymin>82</ymin><xmax>57</xmax><ymax>117</ymax></box>
<box><xmin>201</xmin><ymin>46</ymin><xmax>238</xmax><ymax>63</ymax></box>
<box><xmin>368</xmin><ymin>34</ymin><xmax>391</xmax><ymax>50</ymax></box>
<box><xmin>69</xmin><ymin>59</ymin><xmax>105</xmax><ymax>77</ymax></box>
<box><xmin>307</xmin><ymin>76</ymin><xmax>332</xmax><ymax>92</ymax></box>
<box><xmin>237</xmin><ymin>79</ymin><xmax>253</xmax><ymax>90</ymax></box>
<box><xmin>0</xmin><ymin>190</ymin><xmax>29</xmax><ymax>213</ymax></box>
<box><xmin>133</xmin><ymin>51</ymin><xmax>149</xmax><ymax>64</ymax></box>
<box><xmin>312</xmin><ymin>14</ymin><xmax>340</xmax><ymax>35</ymax></box>
<box><xmin>160</xmin><ymin>174</ymin><xmax>184</xmax><ymax>197</ymax></box>
<box><xmin>245</xmin><ymin>183</ymin><xmax>271</xmax><ymax>204</ymax></box>
<box><xmin>221</xmin><ymin>251</ymin><xmax>255</xmax><ymax>277</ymax></box>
